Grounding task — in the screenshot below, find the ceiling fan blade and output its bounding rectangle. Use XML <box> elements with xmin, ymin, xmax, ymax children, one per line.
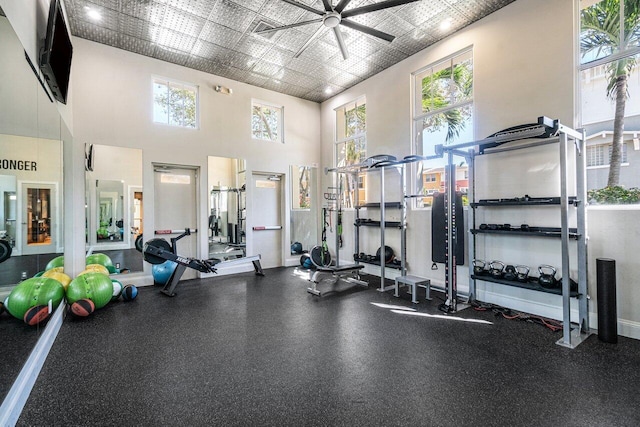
<box><xmin>334</xmin><ymin>0</ymin><xmax>352</xmax><ymax>14</ymax></box>
<box><xmin>321</xmin><ymin>0</ymin><xmax>333</xmax><ymax>12</ymax></box>
<box><xmin>255</xmin><ymin>18</ymin><xmax>324</xmax><ymax>35</ymax></box>
<box><xmin>340</xmin><ymin>19</ymin><xmax>395</xmax><ymax>42</ymax></box>
<box><xmin>293</xmin><ymin>25</ymin><xmax>326</xmax><ymax>58</ymax></box>
<box><xmin>333</xmin><ymin>27</ymin><xmax>349</xmax><ymax>60</ymax></box>
<box><xmin>341</xmin><ymin>0</ymin><xmax>421</xmax><ymax>19</ymax></box>
<box><xmin>281</xmin><ymin>0</ymin><xmax>325</xmax><ymax>15</ymax></box>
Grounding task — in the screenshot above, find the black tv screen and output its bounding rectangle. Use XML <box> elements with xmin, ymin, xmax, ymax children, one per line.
<box><xmin>40</xmin><ymin>0</ymin><xmax>73</xmax><ymax>104</ymax></box>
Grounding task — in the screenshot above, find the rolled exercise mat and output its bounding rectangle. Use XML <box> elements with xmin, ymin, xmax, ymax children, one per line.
<box><xmin>596</xmin><ymin>258</ymin><xmax>617</xmax><ymax>344</ymax></box>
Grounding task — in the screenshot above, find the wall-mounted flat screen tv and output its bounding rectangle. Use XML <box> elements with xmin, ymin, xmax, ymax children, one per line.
<box><xmin>40</xmin><ymin>0</ymin><xmax>73</xmax><ymax>104</ymax></box>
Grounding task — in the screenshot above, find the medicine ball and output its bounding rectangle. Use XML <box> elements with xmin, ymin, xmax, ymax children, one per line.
<box><xmin>376</xmin><ymin>246</ymin><xmax>395</xmax><ymax>263</ymax></box>
<box><xmin>291</xmin><ymin>242</ymin><xmax>303</xmax><ymax>254</ymax></box>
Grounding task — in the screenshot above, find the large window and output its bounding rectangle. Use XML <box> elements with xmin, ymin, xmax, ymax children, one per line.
<box><xmin>412</xmin><ymin>48</ymin><xmax>473</xmax><ymax>207</ymax></box>
<box><xmin>580</xmin><ymin>0</ymin><xmax>640</xmax><ymax>196</ymax></box>
<box><xmin>252</xmin><ymin>101</ymin><xmax>283</xmax><ymax>143</ymax></box>
<box><xmin>153</xmin><ymin>77</ymin><xmax>198</xmax><ymax>128</ymax></box>
<box><xmin>335</xmin><ymin>98</ymin><xmax>366</xmax><ymax>207</ymax></box>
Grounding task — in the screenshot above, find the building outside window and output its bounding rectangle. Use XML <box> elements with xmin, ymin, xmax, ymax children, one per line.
<box><xmin>335</xmin><ymin>97</ymin><xmax>366</xmax><ymax>207</ymax></box>
<box><xmin>412</xmin><ymin>48</ymin><xmax>473</xmax><ymax>207</ymax></box>
<box><xmin>252</xmin><ymin>101</ymin><xmax>283</xmax><ymax>143</ymax></box>
<box><xmin>153</xmin><ymin>77</ymin><xmax>198</xmax><ymax>128</ymax></box>
<box><xmin>579</xmin><ymin>0</ymin><xmax>640</xmax><ymax>196</ymax></box>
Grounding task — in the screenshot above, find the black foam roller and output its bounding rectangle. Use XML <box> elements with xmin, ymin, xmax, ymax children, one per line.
<box><xmin>596</xmin><ymin>258</ymin><xmax>617</xmax><ymax>344</ymax></box>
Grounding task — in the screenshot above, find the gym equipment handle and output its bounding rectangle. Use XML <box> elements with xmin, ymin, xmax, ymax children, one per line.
<box><xmin>155</xmin><ymin>228</ymin><xmax>197</xmax><ymax>234</ymax></box>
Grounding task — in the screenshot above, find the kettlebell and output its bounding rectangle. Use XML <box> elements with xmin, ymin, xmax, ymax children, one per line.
<box><xmin>538</xmin><ymin>265</ymin><xmax>557</xmax><ymax>288</ymax></box>
<box><xmin>515</xmin><ymin>265</ymin><xmax>530</xmax><ymax>282</ymax></box>
<box><xmin>503</xmin><ymin>265</ymin><xmax>517</xmax><ymax>281</ymax></box>
<box><xmin>473</xmin><ymin>259</ymin><xmax>486</xmax><ymax>276</ymax></box>
<box><xmin>489</xmin><ymin>260</ymin><xmax>505</xmax><ymax>279</ymax></box>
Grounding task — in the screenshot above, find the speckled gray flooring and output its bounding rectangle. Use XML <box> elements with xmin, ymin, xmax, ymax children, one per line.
<box><xmin>0</xmin><ymin>314</ymin><xmax>42</xmax><ymax>403</ymax></box>
<box><xmin>17</xmin><ymin>267</ymin><xmax>640</xmax><ymax>426</ymax></box>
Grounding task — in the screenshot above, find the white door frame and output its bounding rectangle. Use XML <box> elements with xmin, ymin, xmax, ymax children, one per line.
<box><xmin>17</xmin><ymin>180</ymin><xmax>61</xmax><ymax>256</ymax></box>
<box><xmin>250</xmin><ymin>171</ymin><xmax>285</xmax><ymax>268</ymax></box>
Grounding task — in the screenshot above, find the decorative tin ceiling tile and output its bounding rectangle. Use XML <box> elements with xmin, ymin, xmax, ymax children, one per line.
<box><xmin>210</xmin><ymin>0</ymin><xmax>257</xmax><ymax>34</ymax></box>
<box><xmin>234</xmin><ymin>35</ymin><xmax>273</xmax><ymax>58</ymax></box>
<box><xmin>119</xmin><ymin>14</ymin><xmax>153</xmax><ymax>40</ymax></box>
<box><xmin>374</xmin><ymin>13</ymin><xmax>416</xmax><ymax>39</ymax></box>
<box><xmin>259</xmin><ymin>0</ymin><xmax>307</xmax><ymax>25</ymax></box>
<box><xmin>297</xmin><ymin>37</ymin><xmax>339</xmax><ymax>61</ymax></box>
<box><xmin>117</xmin><ymin>35</ymin><xmax>157</xmax><ymax>58</ymax></box>
<box><xmin>153</xmin><ymin>45</ymin><xmax>191</xmax><ymax>66</ymax></box>
<box><xmin>191</xmin><ymin>39</ymin><xmax>230</xmax><ymax>59</ymax></box>
<box><xmin>218</xmin><ymin>50</ymin><xmax>256</xmax><ymax>70</ymax></box>
<box><xmin>279</xmin><ymin>68</ymin><xmax>316</xmax><ymax>89</ymax></box>
<box><xmin>166</xmin><ymin>0</ymin><xmax>215</xmax><ymax>19</ymax></box>
<box><xmin>251</xmin><ymin>61</ymin><xmax>283</xmax><ymax>77</ymax></box>
<box><xmin>261</xmin><ymin>47</ymin><xmax>293</xmax><ymax>67</ymax></box>
<box><xmin>120</xmin><ymin>0</ymin><xmax>166</xmax><ymax>25</ymax></box>
<box><xmin>150</xmin><ymin>27</ymin><xmax>197</xmax><ymax>51</ymax></box>
<box><xmin>270</xmin><ymin>29</ymin><xmax>310</xmax><ymax>53</ymax></box>
<box><xmin>66</xmin><ymin>0</ymin><xmax>518</xmax><ymax>103</ymax></box>
<box><xmin>365</xmin><ymin>46</ymin><xmax>409</xmax><ymax>71</ymax></box>
<box><xmin>185</xmin><ymin>55</ymin><xmax>219</xmax><ymax>74</ymax></box>
<box><xmin>72</xmin><ymin>20</ymin><xmax>119</xmax><ymax>46</ymax></box>
<box><xmin>162</xmin><ymin>6</ymin><xmax>206</xmax><ymax>37</ymax></box>
<box><xmin>325</xmin><ymin>70</ymin><xmax>360</xmax><ymax>87</ymax></box>
<box><xmin>395</xmin><ymin>0</ymin><xmax>448</xmax><ymax>27</ymax></box>
<box><xmin>199</xmin><ymin>21</ymin><xmax>243</xmax><ymax>49</ymax></box>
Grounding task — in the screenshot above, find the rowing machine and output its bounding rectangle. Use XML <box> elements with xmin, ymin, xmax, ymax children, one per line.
<box><xmin>143</xmin><ymin>228</ymin><xmax>264</xmax><ymax>297</ymax></box>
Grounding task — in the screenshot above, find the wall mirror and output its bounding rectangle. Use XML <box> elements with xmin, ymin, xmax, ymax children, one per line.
<box><xmin>208</xmin><ymin>156</ymin><xmax>246</xmax><ymax>260</ymax></box>
<box><xmin>289</xmin><ymin>165</ymin><xmax>318</xmax><ymax>258</ymax></box>
<box><xmin>0</xmin><ymin>13</ymin><xmax>68</xmax><ymax>404</ymax></box>
<box><xmin>85</xmin><ymin>145</ymin><xmax>143</xmax><ymax>272</ymax></box>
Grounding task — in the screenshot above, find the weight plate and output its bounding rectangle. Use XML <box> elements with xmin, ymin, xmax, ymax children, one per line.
<box><xmin>143</xmin><ymin>238</ymin><xmax>172</xmax><ymax>265</ymax></box>
<box><xmin>135</xmin><ymin>234</ymin><xmax>144</xmax><ymax>252</ymax></box>
<box><xmin>0</xmin><ymin>239</ymin><xmax>11</xmax><ymax>263</ymax></box>
<box><xmin>310</xmin><ymin>245</ymin><xmax>331</xmax><ymax>267</ymax></box>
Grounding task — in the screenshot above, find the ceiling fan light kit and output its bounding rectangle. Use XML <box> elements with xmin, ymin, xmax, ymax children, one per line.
<box><xmin>257</xmin><ymin>0</ymin><xmax>422</xmax><ymax>60</ymax></box>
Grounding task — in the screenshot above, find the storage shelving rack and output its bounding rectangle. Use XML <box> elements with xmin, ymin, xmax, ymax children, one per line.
<box><xmin>435</xmin><ymin>117</ymin><xmax>590</xmax><ymax>348</ymax></box>
<box><xmin>326</xmin><ymin>160</ymin><xmax>407</xmax><ymax>292</ymax></box>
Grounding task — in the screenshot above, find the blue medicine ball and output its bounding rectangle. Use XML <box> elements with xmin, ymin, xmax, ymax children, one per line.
<box><xmin>152</xmin><ymin>261</ymin><xmax>177</xmax><ymax>285</ymax></box>
<box><xmin>291</xmin><ymin>242</ymin><xmax>303</xmax><ymax>254</ymax></box>
<box><xmin>303</xmin><ymin>257</ymin><xmax>314</xmax><ymax>269</ymax></box>
<box><xmin>121</xmin><ymin>285</ymin><xmax>138</xmax><ymax>301</ymax></box>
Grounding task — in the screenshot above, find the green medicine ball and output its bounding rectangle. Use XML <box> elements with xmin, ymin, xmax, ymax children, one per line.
<box><xmin>66</xmin><ymin>272</ymin><xmax>114</xmax><ymax>309</ymax></box>
<box><xmin>85</xmin><ymin>253</ymin><xmax>113</xmax><ymax>268</ymax></box>
<box><xmin>45</xmin><ymin>255</ymin><xmax>65</xmax><ymax>271</ymax></box>
<box><xmin>5</xmin><ymin>277</ymin><xmax>65</xmax><ymax>320</ymax></box>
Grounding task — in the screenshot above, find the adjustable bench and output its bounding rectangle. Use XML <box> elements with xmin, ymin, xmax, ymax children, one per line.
<box><xmin>307</xmin><ymin>264</ymin><xmax>368</xmax><ymax>296</ymax></box>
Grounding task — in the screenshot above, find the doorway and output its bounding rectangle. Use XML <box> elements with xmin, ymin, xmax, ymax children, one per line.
<box><xmin>153</xmin><ymin>164</ymin><xmax>198</xmax><ymax>280</ymax></box>
<box><xmin>20</xmin><ymin>183</ymin><xmax>57</xmax><ymax>255</ymax></box>
<box><xmin>251</xmin><ymin>173</ymin><xmax>283</xmax><ymax>269</ymax></box>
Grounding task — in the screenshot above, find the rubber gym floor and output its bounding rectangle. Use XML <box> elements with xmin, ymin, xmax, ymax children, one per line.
<box><xmin>16</xmin><ymin>267</ymin><xmax>640</xmax><ymax>426</ymax></box>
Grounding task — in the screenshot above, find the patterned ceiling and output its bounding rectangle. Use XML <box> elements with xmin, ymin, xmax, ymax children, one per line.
<box><xmin>64</xmin><ymin>0</ymin><xmax>515</xmax><ymax>103</ymax></box>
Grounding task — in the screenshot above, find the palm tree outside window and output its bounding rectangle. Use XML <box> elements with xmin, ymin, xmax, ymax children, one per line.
<box><xmin>335</xmin><ymin>98</ymin><xmax>366</xmax><ymax>208</ymax></box>
<box><xmin>412</xmin><ymin>48</ymin><xmax>474</xmax><ymax>207</ymax></box>
<box><xmin>580</xmin><ymin>0</ymin><xmax>640</xmax><ymax>195</ymax></box>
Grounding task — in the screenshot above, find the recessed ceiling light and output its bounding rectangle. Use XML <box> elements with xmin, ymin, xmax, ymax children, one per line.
<box><xmin>324</xmin><ymin>87</ymin><xmax>333</xmax><ymax>95</ymax></box>
<box><xmin>440</xmin><ymin>19</ymin><xmax>452</xmax><ymax>31</ymax></box>
<box><xmin>86</xmin><ymin>8</ymin><xmax>102</xmax><ymax>21</ymax></box>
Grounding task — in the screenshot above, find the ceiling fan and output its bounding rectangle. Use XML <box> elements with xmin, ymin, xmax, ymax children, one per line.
<box><xmin>256</xmin><ymin>0</ymin><xmax>421</xmax><ymax>60</ymax></box>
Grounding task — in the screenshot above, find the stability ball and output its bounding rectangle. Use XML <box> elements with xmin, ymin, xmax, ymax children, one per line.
<box><xmin>152</xmin><ymin>261</ymin><xmax>177</xmax><ymax>285</ymax></box>
<box><xmin>66</xmin><ymin>272</ymin><xmax>114</xmax><ymax>309</ymax></box>
<box><xmin>5</xmin><ymin>277</ymin><xmax>65</xmax><ymax>320</ymax></box>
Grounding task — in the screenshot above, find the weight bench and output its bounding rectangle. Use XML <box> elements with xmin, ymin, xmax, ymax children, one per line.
<box><xmin>307</xmin><ymin>264</ymin><xmax>368</xmax><ymax>296</ymax></box>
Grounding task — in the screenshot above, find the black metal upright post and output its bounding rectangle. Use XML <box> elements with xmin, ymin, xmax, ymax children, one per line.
<box><xmin>596</xmin><ymin>258</ymin><xmax>617</xmax><ymax>343</ymax></box>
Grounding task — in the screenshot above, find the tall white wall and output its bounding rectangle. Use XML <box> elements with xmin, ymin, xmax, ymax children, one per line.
<box><xmin>71</xmin><ymin>38</ymin><xmax>321</xmax><ymax>274</ymax></box>
<box><xmin>320</xmin><ymin>0</ymin><xmax>640</xmax><ymax>339</ymax></box>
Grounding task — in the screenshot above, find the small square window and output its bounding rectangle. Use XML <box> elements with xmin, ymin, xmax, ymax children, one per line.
<box><xmin>153</xmin><ymin>77</ymin><xmax>198</xmax><ymax>129</ymax></box>
<box><xmin>252</xmin><ymin>101</ymin><xmax>283</xmax><ymax>143</ymax></box>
